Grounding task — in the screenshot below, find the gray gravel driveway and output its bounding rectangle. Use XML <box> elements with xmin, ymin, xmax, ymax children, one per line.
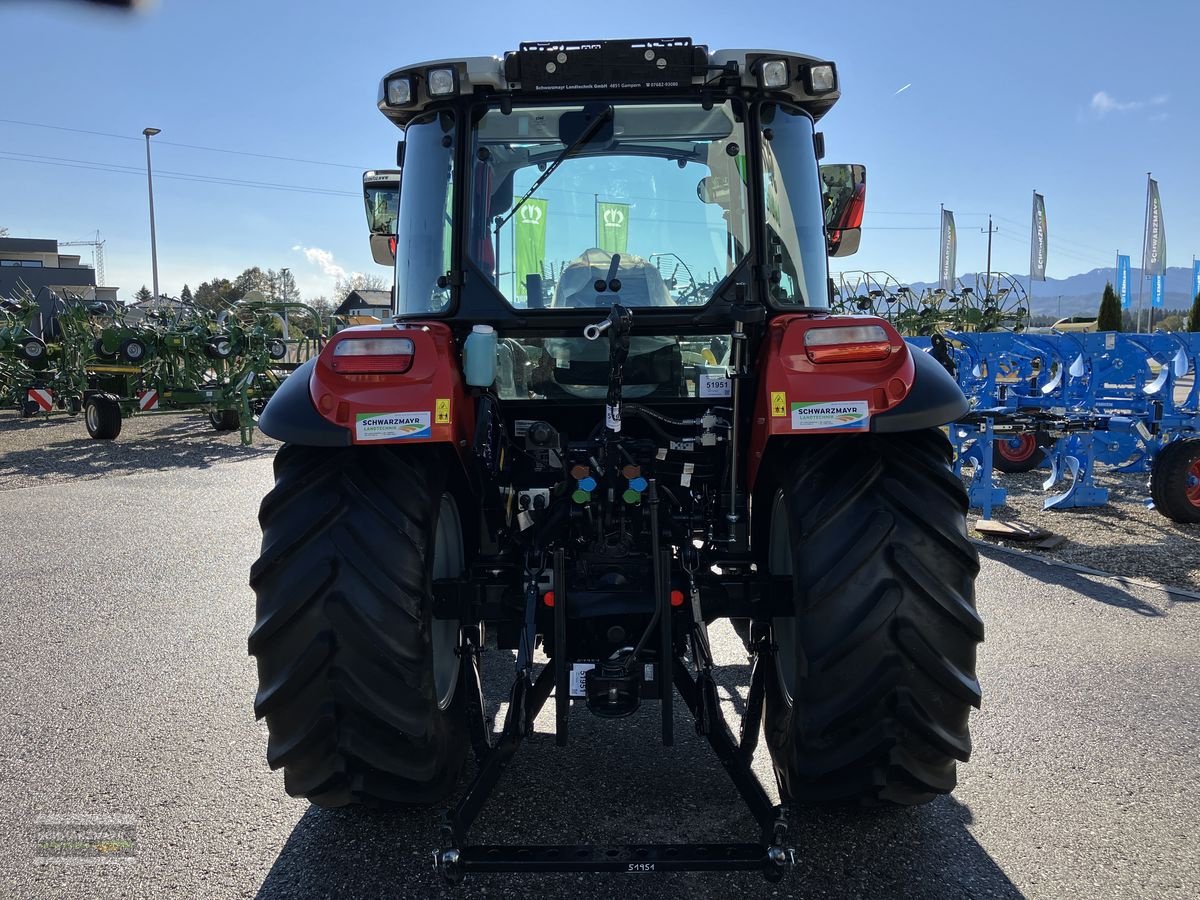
<box><xmin>0</xmin><ymin>456</ymin><xmax>1196</xmax><ymax>898</ymax></box>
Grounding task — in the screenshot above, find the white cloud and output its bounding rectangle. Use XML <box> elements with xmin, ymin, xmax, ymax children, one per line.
<box><xmin>293</xmin><ymin>244</ymin><xmax>348</xmax><ymax>281</ymax></box>
<box><xmin>1090</xmin><ymin>91</ymin><xmax>1168</xmax><ymax>117</ymax></box>
<box><xmin>292</xmin><ymin>244</ymin><xmax>371</xmax><ymax>298</ymax></box>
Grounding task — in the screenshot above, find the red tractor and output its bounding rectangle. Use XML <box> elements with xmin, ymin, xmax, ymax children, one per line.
<box><xmin>250</xmin><ymin>39</ymin><xmax>982</xmax><ymax>884</ymax></box>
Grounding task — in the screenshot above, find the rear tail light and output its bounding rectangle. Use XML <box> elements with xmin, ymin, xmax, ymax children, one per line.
<box><xmin>330</xmin><ymin>335</ymin><xmax>415</xmax><ymax>374</ymax></box>
<box><xmin>804</xmin><ymin>325</ymin><xmax>893</xmax><ymax>363</ymax></box>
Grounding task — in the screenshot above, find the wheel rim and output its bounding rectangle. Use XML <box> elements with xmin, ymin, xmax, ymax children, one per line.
<box><xmin>431</xmin><ymin>492</ymin><xmax>464</xmax><ymax>710</ymax></box>
<box><xmin>86</xmin><ymin>402</ymin><xmax>98</xmax><ymax>431</ymax></box>
<box><xmin>24</xmin><ymin>341</ymin><xmax>44</xmax><ymax>359</ymax></box>
<box><xmin>126</xmin><ymin>342</ymin><xmax>144</xmax><ymax>361</ymax></box>
<box><xmin>1187</xmin><ymin>459</ymin><xmax>1200</xmax><ymax>508</ymax></box>
<box><xmin>768</xmin><ymin>490</ymin><xmax>797</xmax><ymax>705</ymax></box>
<box><xmin>997</xmin><ymin>433</ymin><xmax>1037</xmax><ymax>462</ymax></box>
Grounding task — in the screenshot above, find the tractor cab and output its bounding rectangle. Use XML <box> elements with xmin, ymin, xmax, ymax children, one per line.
<box><xmin>375</xmin><ymin>40</ymin><xmax>864</xmax><ymax>330</ymax></box>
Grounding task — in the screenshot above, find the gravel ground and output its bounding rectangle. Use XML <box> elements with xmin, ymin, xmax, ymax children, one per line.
<box><xmin>1</xmin><ymin>461</ymin><xmax>1198</xmax><ymax>898</ymax></box>
<box><xmin>965</xmin><ymin>465</ymin><xmax>1200</xmax><ymax>592</ymax></box>
<box><xmin>0</xmin><ymin>407</ymin><xmax>277</xmax><ymax>492</ymax></box>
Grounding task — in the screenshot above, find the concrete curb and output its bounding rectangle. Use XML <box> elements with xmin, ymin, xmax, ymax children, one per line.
<box><xmin>970</xmin><ymin>537</ymin><xmax>1200</xmax><ymax>602</ymax></box>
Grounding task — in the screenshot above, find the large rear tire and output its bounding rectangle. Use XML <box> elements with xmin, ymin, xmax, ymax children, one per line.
<box><xmin>249</xmin><ymin>443</ymin><xmax>471</xmax><ymax>807</ymax></box>
<box><xmin>761</xmin><ymin>429</ymin><xmax>983</xmax><ymax>805</ymax></box>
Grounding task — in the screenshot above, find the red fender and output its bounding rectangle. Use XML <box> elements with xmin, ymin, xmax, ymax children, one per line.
<box><xmin>746</xmin><ymin>314</ymin><xmax>914</xmax><ymax>491</ymax></box>
<box><xmin>309</xmin><ymin>321</ymin><xmax>473</xmax><ymax>457</ymax></box>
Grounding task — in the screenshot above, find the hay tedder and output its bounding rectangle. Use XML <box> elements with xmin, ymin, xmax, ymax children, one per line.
<box><xmin>249</xmin><ymin>39</ymin><xmax>983</xmax><ymax>884</ymax></box>
<box><xmin>1</xmin><ymin>292</ymin><xmax>325</xmax><ymax>444</ymax></box>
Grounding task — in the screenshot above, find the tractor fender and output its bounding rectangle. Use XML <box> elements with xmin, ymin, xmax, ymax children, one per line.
<box><xmin>258</xmin><ymin>358</ymin><xmax>352</xmax><ymax>446</ymax></box>
<box><xmin>304</xmin><ymin>322</ymin><xmax>474</xmax><ymax>454</ymax></box>
<box><xmin>871</xmin><ymin>344</ymin><xmax>968</xmax><ymax>432</ymax></box>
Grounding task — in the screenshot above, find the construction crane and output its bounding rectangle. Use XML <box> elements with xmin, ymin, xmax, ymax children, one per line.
<box><xmin>60</xmin><ymin>231</ymin><xmax>106</xmax><ymax>287</ymax></box>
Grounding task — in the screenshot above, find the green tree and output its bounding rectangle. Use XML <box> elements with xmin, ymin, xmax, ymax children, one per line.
<box><xmin>307</xmin><ymin>295</ymin><xmax>334</xmax><ymax>318</ymax></box>
<box><xmin>179</xmin><ymin>284</ymin><xmax>193</xmax><ymax>305</ymax></box>
<box><xmin>1188</xmin><ymin>292</ymin><xmax>1200</xmax><ymax>332</ymax></box>
<box><xmin>269</xmin><ymin>268</ymin><xmax>300</xmax><ymax>303</ymax></box>
<box><xmin>1097</xmin><ymin>282</ymin><xmax>1122</xmax><ymax>332</ymax></box>
<box><xmin>234</xmin><ymin>266</ymin><xmax>272</xmax><ymax>298</ymax></box>
<box><xmin>193</xmin><ymin>277</ymin><xmax>242</xmax><ymax>311</ymax></box>
<box><xmin>134</xmin><ymin>284</ymin><xmax>152</xmax><ymax>303</ymax></box>
<box><xmin>333</xmin><ymin>273</ymin><xmax>387</xmax><ymax>305</ymax></box>
<box><xmin>1156</xmin><ymin>314</ymin><xmax>1184</xmax><ymax>332</ymax></box>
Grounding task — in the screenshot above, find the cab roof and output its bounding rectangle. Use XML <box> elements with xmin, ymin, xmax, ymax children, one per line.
<box><xmin>377</xmin><ymin>39</ymin><xmax>840</xmax><ymax>128</ymax></box>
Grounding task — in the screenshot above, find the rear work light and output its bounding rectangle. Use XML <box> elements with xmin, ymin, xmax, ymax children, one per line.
<box><xmin>760</xmin><ymin>59</ymin><xmax>790</xmax><ymax>89</ymax></box>
<box><xmin>426</xmin><ymin>67</ymin><xmax>458</xmax><ymax>96</ymax></box>
<box><xmin>385</xmin><ymin>76</ymin><xmax>413</xmax><ymax>106</ymax></box>
<box><xmin>804</xmin><ymin>324</ymin><xmax>893</xmax><ymax>363</ymax></box>
<box><xmin>330</xmin><ymin>335</ymin><xmax>415</xmax><ymax>374</ymax></box>
<box><xmin>805</xmin><ymin>63</ymin><xmax>837</xmax><ymax>94</ymax></box>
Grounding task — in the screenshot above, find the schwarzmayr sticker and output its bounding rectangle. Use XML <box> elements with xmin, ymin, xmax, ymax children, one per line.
<box><xmin>790</xmin><ymin>401</ymin><xmax>869</xmax><ymax>431</ymax></box>
<box><xmin>355</xmin><ymin>411</ymin><xmax>431</xmax><ymax>441</ymax></box>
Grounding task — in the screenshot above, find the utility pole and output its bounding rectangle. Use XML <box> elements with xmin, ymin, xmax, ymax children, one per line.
<box><xmin>280</xmin><ymin>267</ymin><xmax>291</xmax><ymax>347</ymax></box>
<box><xmin>981</xmin><ymin>215</ymin><xmax>996</xmax><ymax>298</ymax></box>
<box><xmin>143</xmin><ymin>127</ymin><xmax>162</xmax><ymax>300</ymax></box>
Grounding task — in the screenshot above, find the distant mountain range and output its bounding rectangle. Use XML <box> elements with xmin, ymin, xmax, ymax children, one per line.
<box><xmin>881</xmin><ymin>266</ymin><xmax>1198</xmax><ymax>318</ymax></box>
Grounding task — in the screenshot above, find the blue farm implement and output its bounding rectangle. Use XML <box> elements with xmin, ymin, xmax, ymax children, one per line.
<box><xmin>908</xmin><ymin>330</ymin><xmax>1200</xmax><ymax>523</ymax></box>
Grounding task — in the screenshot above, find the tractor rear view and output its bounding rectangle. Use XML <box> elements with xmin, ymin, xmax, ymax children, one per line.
<box><xmin>249</xmin><ymin>39</ymin><xmax>982</xmax><ymax>883</ymax></box>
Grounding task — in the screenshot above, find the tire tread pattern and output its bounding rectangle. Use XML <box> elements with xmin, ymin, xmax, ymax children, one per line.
<box><xmin>764</xmin><ymin>428</ymin><xmax>983</xmax><ymax>806</ymax></box>
<box><xmin>249</xmin><ymin>444</ymin><xmax>467</xmax><ymax>807</ymax></box>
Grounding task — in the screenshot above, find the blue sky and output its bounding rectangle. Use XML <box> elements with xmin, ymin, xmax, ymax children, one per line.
<box><xmin>1</xmin><ymin>0</ymin><xmax>1197</xmax><ymax>300</ymax></box>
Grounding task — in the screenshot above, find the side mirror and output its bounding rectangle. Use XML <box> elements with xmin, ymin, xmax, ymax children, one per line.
<box><xmin>696</xmin><ymin>175</ymin><xmax>730</xmax><ymax>205</ymax></box>
<box><xmin>820</xmin><ymin>163</ymin><xmax>866</xmax><ymax>258</ymax></box>
<box><xmin>363</xmin><ymin>169</ymin><xmax>402</xmax><ymax>266</ymax></box>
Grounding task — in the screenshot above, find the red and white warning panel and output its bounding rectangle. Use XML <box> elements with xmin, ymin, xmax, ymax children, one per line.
<box><xmin>26</xmin><ymin>388</ymin><xmax>54</xmax><ymax>412</ymax></box>
<box><xmin>137</xmin><ymin>389</ymin><xmax>159</xmax><ymax>411</ymax></box>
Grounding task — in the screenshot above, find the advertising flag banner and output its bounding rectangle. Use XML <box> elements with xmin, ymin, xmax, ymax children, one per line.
<box><xmin>596</xmin><ymin>201</ymin><xmax>630</xmax><ymax>255</ymax></box>
<box><xmin>939</xmin><ymin>209</ymin><xmax>957</xmax><ymax>292</ymax></box>
<box><xmin>1150</xmin><ymin>274</ymin><xmax>1164</xmax><ymax>308</ymax></box>
<box><xmin>1193</xmin><ymin>259</ymin><xmax>1200</xmax><ymax>300</ymax></box>
<box><xmin>1116</xmin><ymin>255</ymin><xmax>1132</xmax><ymax>309</ymax></box>
<box><xmin>1145</xmin><ymin>179</ymin><xmax>1166</xmax><ymax>276</ymax></box>
<box><xmin>1030</xmin><ymin>192</ymin><xmax>1048</xmax><ymax>281</ymax></box>
<box><xmin>514</xmin><ymin>198</ymin><xmax>548</xmax><ymax>298</ymax></box>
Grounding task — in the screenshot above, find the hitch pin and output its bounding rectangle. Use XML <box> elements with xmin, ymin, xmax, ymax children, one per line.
<box><xmin>583</xmin><ymin>318</ymin><xmax>612</xmax><ymax>342</ymax></box>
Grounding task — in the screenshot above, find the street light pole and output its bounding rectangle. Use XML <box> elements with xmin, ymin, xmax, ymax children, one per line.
<box><xmin>143</xmin><ymin>127</ymin><xmax>162</xmax><ymax>299</ymax></box>
<box><xmin>280</xmin><ymin>267</ymin><xmax>291</xmax><ymax>346</ymax></box>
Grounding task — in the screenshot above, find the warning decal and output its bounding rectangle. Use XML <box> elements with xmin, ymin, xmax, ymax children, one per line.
<box><xmin>435</xmin><ymin>398</ymin><xmax>451</xmax><ymax>424</ymax></box>
<box><xmin>770</xmin><ymin>391</ymin><xmax>787</xmax><ymax>417</ymax></box>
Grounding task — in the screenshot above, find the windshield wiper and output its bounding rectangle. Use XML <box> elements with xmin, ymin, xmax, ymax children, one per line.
<box><xmin>494</xmin><ymin>105</ymin><xmax>614</xmax><ymax>235</ymax></box>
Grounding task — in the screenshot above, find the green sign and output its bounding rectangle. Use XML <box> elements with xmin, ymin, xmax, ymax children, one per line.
<box><xmin>596</xmin><ymin>201</ymin><xmax>629</xmax><ymax>255</ymax></box>
<box><xmin>514</xmin><ymin>198</ymin><xmax>548</xmax><ymax>298</ymax></box>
